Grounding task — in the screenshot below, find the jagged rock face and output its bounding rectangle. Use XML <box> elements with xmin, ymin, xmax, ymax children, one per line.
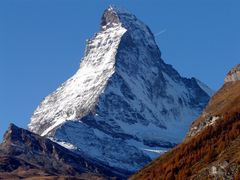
<box><xmin>0</xmin><ymin>124</ymin><xmax>126</xmax><ymax>179</ymax></box>
<box><xmin>28</xmin><ymin>6</ymin><xmax>212</xmax><ymax>172</ymax></box>
<box><xmin>224</xmin><ymin>64</ymin><xmax>240</xmax><ymax>83</ymax></box>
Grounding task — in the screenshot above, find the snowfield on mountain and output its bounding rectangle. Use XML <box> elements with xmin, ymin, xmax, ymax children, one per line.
<box><xmin>28</xmin><ymin>6</ymin><xmax>213</xmax><ymax>172</ymax></box>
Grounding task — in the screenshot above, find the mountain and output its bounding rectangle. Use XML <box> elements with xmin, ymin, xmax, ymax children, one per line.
<box><xmin>187</xmin><ymin>64</ymin><xmax>240</xmax><ymax>139</ymax></box>
<box><xmin>0</xmin><ymin>124</ymin><xmax>126</xmax><ymax>179</ymax></box>
<box><xmin>224</xmin><ymin>64</ymin><xmax>240</xmax><ymax>83</ymax></box>
<box><xmin>130</xmin><ymin>64</ymin><xmax>240</xmax><ymax>180</ymax></box>
<box><xmin>28</xmin><ymin>6</ymin><xmax>212</xmax><ymax>172</ymax></box>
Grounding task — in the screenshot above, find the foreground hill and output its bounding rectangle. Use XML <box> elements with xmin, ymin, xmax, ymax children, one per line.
<box><xmin>131</xmin><ymin>64</ymin><xmax>240</xmax><ymax>180</ymax></box>
<box><xmin>0</xmin><ymin>124</ymin><xmax>126</xmax><ymax>179</ymax></box>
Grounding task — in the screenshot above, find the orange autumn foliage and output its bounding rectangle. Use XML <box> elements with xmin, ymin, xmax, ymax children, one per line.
<box><xmin>131</xmin><ymin>111</ymin><xmax>240</xmax><ymax>180</ymax></box>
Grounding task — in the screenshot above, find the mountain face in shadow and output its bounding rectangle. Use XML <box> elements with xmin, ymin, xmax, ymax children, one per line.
<box><xmin>0</xmin><ymin>123</ymin><xmax>128</xmax><ymax>179</ymax></box>
<box><xmin>131</xmin><ymin>64</ymin><xmax>240</xmax><ymax>180</ymax></box>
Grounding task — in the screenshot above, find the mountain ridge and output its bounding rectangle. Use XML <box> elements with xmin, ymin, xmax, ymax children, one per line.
<box><xmin>130</xmin><ymin>64</ymin><xmax>240</xmax><ymax>179</ymax></box>
<box><xmin>28</xmin><ymin>6</ymin><xmax>213</xmax><ymax>172</ymax></box>
<box><xmin>0</xmin><ymin>123</ymin><xmax>128</xmax><ymax>179</ymax></box>
<box><xmin>187</xmin><ymin>64</ymin><xmax>240</xmax><ymax>138</ymax></box>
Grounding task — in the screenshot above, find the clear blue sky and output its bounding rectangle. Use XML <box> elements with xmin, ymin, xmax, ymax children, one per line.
<box><xmin>0</xmin><ymin>0</ymin><xmax>239</xmax><ymax>140</ymax></box>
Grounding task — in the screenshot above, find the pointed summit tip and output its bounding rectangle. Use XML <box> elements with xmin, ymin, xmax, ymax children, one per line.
<box><xmin>2</xmin><ymin>123</ymin><xmax>19</xmax><ymax>142</ymax></box>
<box><xmin>108</xmin><ymin>5</ymin><xmax>114</xmax><ymax>11</ymax></box>
<box><xmin>224</xmin><ymin>64</ymin><xmax>240</xmax><ymax>83</ymax></box>
<box><xmin>100</xmin><ymin>5</ymin><xmax>120</xmax><ymax>31</ymax></box>
<box><xmin>100</xmin><ymin>5</ymin><xmax>134</xmax><ymax>31</ymax></box>
<box><xmin>8</xmin><ymin>123</ymin><xmax>18</xmax><ymax>131</ymax></box>
<box><xmin>106</xmin><ymin>5</ymin><xmax>129</xmax><ymax>14</ymax></box>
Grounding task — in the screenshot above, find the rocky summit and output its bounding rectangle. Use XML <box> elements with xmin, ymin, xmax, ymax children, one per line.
<box><xmin>224</xmin><ymin>64</ymin><xmax>240</xmax><ymax>83</ymax></box>
<box><xmin>28</xmin><ymin>6</ymin><xmax>213</xmax><ymax>172</ymax></box>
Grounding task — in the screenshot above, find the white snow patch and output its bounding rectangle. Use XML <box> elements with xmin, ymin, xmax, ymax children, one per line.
<box><xmin>50</xmin><ymin>138</ymin><xmax>77</xmax><ymax>150</ymax></box>
<box><xmin>211</xmin><ymin>166</ymin><xmax>217</xmax><ymax>175</ymax></box>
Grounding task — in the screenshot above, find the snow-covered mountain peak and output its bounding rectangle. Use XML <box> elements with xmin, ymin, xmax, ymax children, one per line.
<box><xmin>224</xmin><ymin>64</ymin><xmax>240</xmax><ymax>83</ymax></box>
<box><xmin>29</xmin><ymin>7</ymin><xmax>212</xmax><ymax>172</ymax></box>
<box><xmin>100</xmin><ymin>6</ymin><xmax>122</xmax><ymax>31</ymax></box>
<box><xmin>100</xmin><ymin>6</ymin><xmax>138</xmax><ymax>30</ymax></box>
<box><xmin>100</xmin><ymin>6</ymin><xmax>157</xmax><ymax>49</ymax></box>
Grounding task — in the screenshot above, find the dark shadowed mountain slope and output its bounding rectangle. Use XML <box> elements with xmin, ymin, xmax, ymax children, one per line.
<box><xmin>0</xmin><ymin>124</ymin><xmax>128</xmax><ymax>179</ymax></box>
<box><xmin>130</xmin><ymin>65</ymin><xmax>240</xmax><ymax>180</ymax></box>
